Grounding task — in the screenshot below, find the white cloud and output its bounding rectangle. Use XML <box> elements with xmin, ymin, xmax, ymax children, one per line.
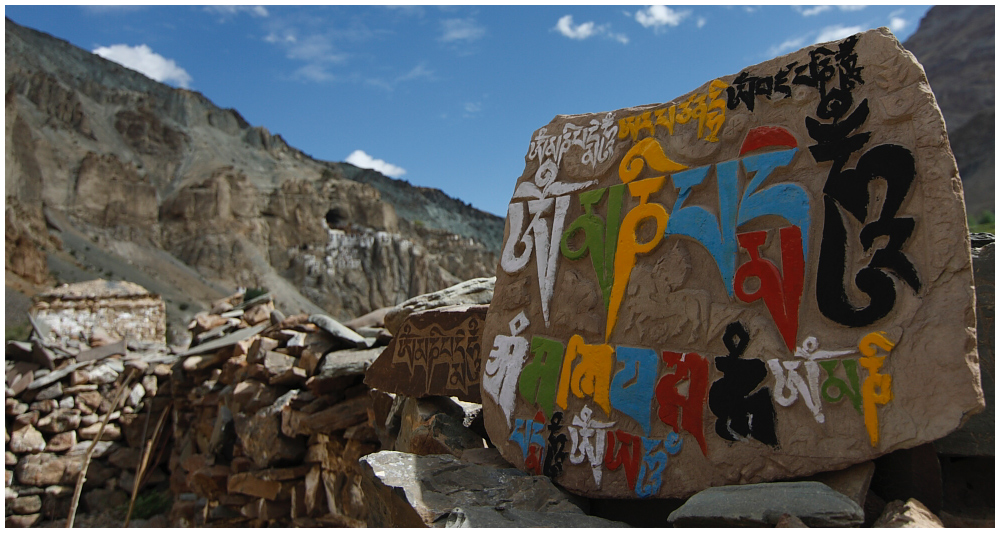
<box><xmin>285</xmin><ymin>34</ymin><xmax>346</xmax><ymax>64</ymax></box>
<box><xmin>462</xmin><ymin>101</ymin><xmax>483</xmax><ymax>118</ymax></box>
<box><xmin>555</xmin><ymin>15</ymin><xmax>629</xmax><ymax>44</ymax></box>
<box><xmin>556</xmin><ymin>15</ymin><xmax>597</xmax><ymax>39</ymax></box>
<box><xmin>635</xmin><ymin>5</ymin><xmax>689</xmax><ymax>31</ymax></box>
<box><xmin>294</xmin><ymin>64</ymin><xmax>335</xmax><ymax>83</ymax></box>
<box><xmin>345</xmin><ymin>150</ymin><xmax>407</xmax><ymax>178</ymax></box>
<box><xmin>440</xmin><ymin>18</ymin><xmax>486</xmax><ymax>43</ymax></box>
<box><xmin>815</xmin><ymin>24</ymin><xmax>864</xmax><ymax>44</ymax></box>
<box><xmin>396</xmin><ymin>63</ymin><xmax>434</xmax><ymax>83</ymax></box>
<box><xmin>81</xmin><ymin>6</ymin><xmax>144</xmax><ymax>14</ymax></box>
<box><xmin>265</xmin><ymin>32</ymin><xmax>296</xmax><ymax>44</ymax></box>
<box><xmin>794</xmin><ymin>5</ymin><xmax>865</xmax><ymax>16</ymax></box>
<box><xmin>92</xmin><ymin>44</ymin><xmax>192</xmax><ymax>88</ymax></box>
<box><xmin>888</xmin><ymin>17</ymin><xmax>908</xmax><ymax>33</ymax></box>
<box><xmin>262</xmin><ymin>25</ymin><xmax>346</xmax><ymax>83</ymax></box>
<box><xmin>768</xmin><ymin>35</ymin><xmax>808</xmax><ymax>57</ymax></box>
<box><xmin>609</xmin><ymin>32</ymin><xmax>630</xmax><ymax>44</ymax></box>
<box><xmin>696</xmin><ymin>16</ymin><xmax>707</xmax><ymax>29</ymax></box>
<box><xmin>204</xmin><ymin>5</ymin><xmax>269</xmax><ymax>19</ymax></box>
<box><xmin>794</xmin><ymin>5</ymin><xmax>832</xmax><ymax>17</ymax></box>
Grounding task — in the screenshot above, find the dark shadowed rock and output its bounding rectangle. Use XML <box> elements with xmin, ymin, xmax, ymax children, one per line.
<box><xmin>870</xmin><ymin>444</ymin><xmax>943</xmax><ymax>514</ymax></box>
<box><xmin>394</xmin><ymin>396</ymin><xmax>485</xmax><ymax>457</ymax></box>
<box><xmin>935</xmin><ymin>242</ymin><xmax>994</xmax><ymax>456</ymax></box>
<box><xmin>667</xmin><ymin>482</ymin><xmax>863</xmax><ymax>527</ymax></box>
<box><xmin>297</xmin><ymin>394</ymin><xmax>370</xmax><ymax>435</ymax></box>
<box><xmin>802</xmin><ymin>461</ymin><xmax>875</xmax><ymax>508</ymax></box>
<box><xmin>233</xmin><ymin>390</ymin><xmax>307</xmax><ymax>469</ymax></box>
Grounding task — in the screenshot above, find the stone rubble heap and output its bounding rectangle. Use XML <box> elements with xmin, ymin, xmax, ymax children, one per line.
<box><xmin>5</xmin><ymin>308</ymin><xmax>176</xmax><ymax>527</ymax></box>
<box><xmin>165</xmin><ymin>290</ymin><xmax>387</xmax><ymax>527</ymax></box>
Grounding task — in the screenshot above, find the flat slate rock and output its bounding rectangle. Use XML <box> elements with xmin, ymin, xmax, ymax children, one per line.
<box><xmin>305</xmin><ymin>346</ymin><xmax>383</xmax><ymax>395</ymax></box>
<box><xmin>480</xmin><ymin>28</ymin><xmax>983</xmax><ymax>499</ymax></box>
<box><xmin>667</xmin><ymin>481</ymin><xmax>863</xmax><ymax>527</ymax></box>
<box><xmin>365</xmin><ymin>304</ymin><xmax>488</xmax><ymax>402</ymax></box>
<box><xmin>179</xmin><ymin>322</ymin><xmax>268</xmax><ymax>357</ymax></box>
<box><xmin>359</xmin><ymin>450</ymin><xmax>589</xmax><ymax>528</ymax></box>
<box><xmin>308</xmin><ymin>314</ymin><xmax>368</xmax><ymax>348</ymax></box>
<box><xmin>383</xmin><ymin>277</ymin><xmax>495</xmax><ymax>335</ymax></box>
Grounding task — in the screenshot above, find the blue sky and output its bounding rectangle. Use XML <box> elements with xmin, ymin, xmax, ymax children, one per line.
<box><xmin>6</xmin><ymin>5</ymin><xmax>932</xmax><ymax>218</ymax></box>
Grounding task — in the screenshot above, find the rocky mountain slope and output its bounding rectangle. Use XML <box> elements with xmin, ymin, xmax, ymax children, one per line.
<box><xmin>5</xmin><ymin>17</ymin><xmax>503</xmax><ymax>343</ymax></box>
<box><xmin>903</xmin><ymin>5</ymin><xmax>995</xmax><ymax>219</ymax></box>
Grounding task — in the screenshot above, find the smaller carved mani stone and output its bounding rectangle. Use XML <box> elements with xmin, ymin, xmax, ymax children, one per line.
<box><xmin>365</xmin><ymin>304</ymin><xmax>488</xmax><ymax>403</ymax></box>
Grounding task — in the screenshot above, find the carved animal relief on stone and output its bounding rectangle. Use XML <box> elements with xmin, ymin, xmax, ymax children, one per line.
<box><xmin>481</xmin><ymin>28</ymin><xmax>983</xmax><ymax>499</ymax></box>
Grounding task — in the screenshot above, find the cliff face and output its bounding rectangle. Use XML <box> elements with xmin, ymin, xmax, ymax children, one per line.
<box><xmin>4</xmin><ymin>17</ymin><xmax>502</xmax><ymax>335</ymax></box>
<box><xmin>904</xmin><ymin>5</ymin><xmax>995</xmax><ymax>219</ymax></box>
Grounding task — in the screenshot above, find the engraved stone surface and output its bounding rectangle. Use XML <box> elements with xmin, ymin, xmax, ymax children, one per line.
<box><xmin>480</xmin><ymin>28</ymin><xmax>983</xmax><ymax>499</ymax></box>
<box><xmin>365</xmin><ymin>304</ymin><xmax>488</xmax><ymax>403</ymax></box>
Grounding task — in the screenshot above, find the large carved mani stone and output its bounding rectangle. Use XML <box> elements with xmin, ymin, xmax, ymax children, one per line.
<box><xmin>364</xmin><ymin>304</ymin><xmax>488</xmax><ymax>403</ymax></box>
<box><xmin>480</xmin><ymin>28</ymin><xmax>983</xmax><ymax>499</ymax></box>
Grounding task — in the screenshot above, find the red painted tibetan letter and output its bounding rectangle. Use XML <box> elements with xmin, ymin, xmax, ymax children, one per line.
<box><xmin>734</xmin><ymin>226</ymin><xmax>804</xmax><ymax>352</ymax></box>
<box><xmin>604</xmin><ymin>430</ymin><xmax>642</xmax><ymax>490</ymax></box>
<box><xmin>655</xmin><ymin>351</ymin><xmax>709</xmax><ymax>456</ymax></box>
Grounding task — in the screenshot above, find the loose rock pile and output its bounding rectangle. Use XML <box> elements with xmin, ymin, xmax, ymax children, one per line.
<box><xmin>5</xmin><ymin>294</ymin><xmax>175</xmax><ymax>527</ymax></box>
<box><xmin>165</xmin><ymin>291</ymin><xmax>387</xmax><ymax>527</ymax></box>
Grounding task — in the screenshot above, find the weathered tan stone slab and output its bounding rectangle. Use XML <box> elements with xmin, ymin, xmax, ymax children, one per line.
<box><xmin>480</xmin><ymin>28</ymin><xmax>982</xmax><ymax>499</ymax></box>
<box><xmin>365</xmin><ymin>304</ymin><xmax>488</xmax><ymax>402</ymax></box>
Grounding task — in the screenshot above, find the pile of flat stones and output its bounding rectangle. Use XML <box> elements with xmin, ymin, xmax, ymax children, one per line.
<box><xmin>166</xmin><ymin>291</ymin><xmax>387</xmax><ymax>527</ymax></box>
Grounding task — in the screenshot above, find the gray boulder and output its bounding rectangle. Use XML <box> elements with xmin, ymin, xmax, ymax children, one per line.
<box><xmin>667</xmin><ymin>481</ymin><xmax>864</xmax><ymax>527</ymax></box>
<box><xmin>359</xmin><ymin>450</ymin><xmax>589</xmax><ymax>527</ymax></box>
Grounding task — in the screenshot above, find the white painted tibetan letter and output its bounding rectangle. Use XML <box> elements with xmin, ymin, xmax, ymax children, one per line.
<box><xmin>483</xmin><ymin>312</ymin><xmax>531</xmax><ymax>428</ymax></box>
<box><xmin>568</xmin><ymin>405</ymin><xmax>615</xmax><ymax>486</ymax></box>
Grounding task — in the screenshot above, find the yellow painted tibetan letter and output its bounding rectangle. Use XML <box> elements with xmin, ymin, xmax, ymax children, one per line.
<box><xmin>556</xmin><ymin>334</ymin><xmax>615</xmax><ymax>415</ymax></box>
<box><xmin>858</xmin><ymin>332</ymin><xmax>895</xmax><ymax>447</ymax></box>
